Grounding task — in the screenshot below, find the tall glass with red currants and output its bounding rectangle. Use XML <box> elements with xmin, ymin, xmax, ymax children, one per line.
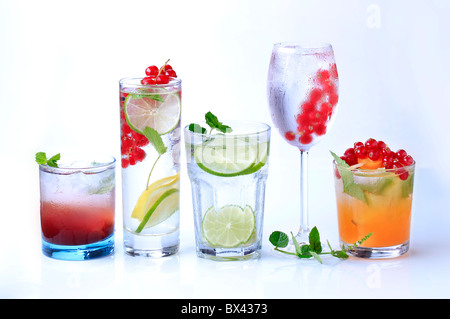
<box><xmin>267</xmin><ymin>42</ymin><xmax>339</xmax><ymax>245</ymax></box>
<box><xmin>119</xmin><ymin>61</ymin><xmax>182</xmax><ymax>257</ymax></box>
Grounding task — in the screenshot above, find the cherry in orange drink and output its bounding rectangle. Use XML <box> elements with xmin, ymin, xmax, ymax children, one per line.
<box><xmin>39</xmin><ymin>155</ymin><xmax>116</xmax><ymax>260</ymax></box>
<box><xmin>332</xmin><ymin>138</ymin><xmax>415</xmax><ymax>258</ymax></box>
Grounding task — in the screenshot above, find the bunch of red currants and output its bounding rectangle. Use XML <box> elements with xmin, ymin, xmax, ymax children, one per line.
<box><xmin>120</xmin><ymin>62</ymin><xmax>178</xmax><ymax>168</ymax></box>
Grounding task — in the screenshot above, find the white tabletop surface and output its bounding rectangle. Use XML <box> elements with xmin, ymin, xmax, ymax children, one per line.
<box><xmin>2</xmin><ymin>157</ymin><xmax>449</xmax><ymax>300</ymax></box>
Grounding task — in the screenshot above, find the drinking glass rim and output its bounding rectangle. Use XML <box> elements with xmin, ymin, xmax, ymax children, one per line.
<box><xmin>273</xmin><ymin>41</ymin><xmax>333</xmax><ymax>54</ymax></box>
<box><xmin>119</xmin><ymin>77</ymin><xmax>181</xmax><ymax>88</ymax></box>
<box><xmin>332</xmin><ymin>159</ymin><xmax>416</xmax><ymax>175</ymax></box>
<box><xmin>39</xmin><ymin>155</ymin><xmax>116</xmax><ymax>174</ymax></box>
<box><xmin>184</xmin><ymin>120</ymin><xmax>271</xmax><ymax>138</ymax></box>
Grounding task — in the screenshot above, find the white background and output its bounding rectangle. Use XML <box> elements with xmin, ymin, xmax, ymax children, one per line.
<box><xmin>1</xmin><ymin>0</ymin><xmax>450</xmax><ymax>299</ymax></box>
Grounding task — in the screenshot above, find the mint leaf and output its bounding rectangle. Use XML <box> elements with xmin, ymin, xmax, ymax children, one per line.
<box><xmin>309</xmin><ymin>226</ymin><xmax>322</xmax><ymax>253</ymax></box>
<box><xmin>330</xmin><ymin>151</ymin><xmax>368</xmax><ymax>204</ymax></box>
<box><xmin>309</xmin><ymin>251</ymin><xmax>323</xmax><ymax>264</ymax></box>
<box><xmin>132</xmin><ymin>93</ymin><xmax>164</xmax><ymax>102</ymax></box>
<box><xmin>291</xmin><ymin>232</ymin><xmax>304</xmax><ymax>256</ymax></box>
<box><xmin>35</xmin><ymin>152</ymin><xmax>60</xmax><ymax>167</ymax></box>
<box><xmin>188</xmin><ymin>123</ymin><xmax>207</xmax><ymax>134</ymax></box>
<box><xmin>216</xmin><ymin>123</ymin><xmax>232</xmax><ymax>134</ymax></box>
<box><xmin>401</xmin><ymin>175</ymin><xmax>414</xmax><ymax>198</ymax></box>
<box><xmin>205</xmin><ymin>111</ymin><xmax>220</xmax><ymax>128</ymax></box>
<box><xmin>143</xmin><ymin>126</ymin><xmax>167</xmax><ymax>155</ymax></box>
<box><xmin>47</xmin><ymin>153</ymin><xmax>61</xmax><ymax>167</ymax></box>
<box><xmin>269</xmin><ymin>231</ymin><xmax>289</xmax><ymax>248</ymax></box>
<box><xmin>205</xmin><ymin>111</ymin><xmax>233</xmax><ymax>134</ymax></box>
<box><xmin>35</xmin><ymin>152</ymin><xmax>47</xmax><ymax>165</ymax></box>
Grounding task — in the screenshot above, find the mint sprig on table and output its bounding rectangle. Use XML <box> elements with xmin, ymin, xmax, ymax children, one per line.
<box><xmin>269</xmin><ymin>227</ymin><xmax>372</xmax><ymax>263</ymax></box>
<box><xmin>35</xmin><ymin>152</ymin><xmax>61</xmax><ymax>167</ymax></box>
<box><xmin>188</xmin><ymin>111</ymin><xmax>232</xmax><ymax>134</ymax></box>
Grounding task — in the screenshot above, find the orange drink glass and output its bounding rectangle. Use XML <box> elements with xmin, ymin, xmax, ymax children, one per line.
<box><xmin>333</xmin><ymin>161</ymin><xmax>415</xmax><ymax>258</ymax></box>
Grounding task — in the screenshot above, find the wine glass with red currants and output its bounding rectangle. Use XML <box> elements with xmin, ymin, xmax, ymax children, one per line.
<box><xmin>267</xmin><ymin>42</ymin><xmax>339</xmax><ymax>245</ymax></box>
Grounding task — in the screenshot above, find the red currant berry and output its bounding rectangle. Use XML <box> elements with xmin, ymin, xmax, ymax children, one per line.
<box><xmin>399</xmin><ymin>171</ymin><xmax>409</xmax><ymax>180</ymax></box>
<box><xmin>354</xmin><ymin>141</ymin><xmax>364</xmax><ymax>149</ymax></box>
<box><xmin>381</xmin><ymin>147</ymin><xmax>391</xmax><ymax>156</ymax></box>
<box><xmin>402</xmin><ymin>155</ymin><xmax>414</xmax><ymax>166</ymax></box>
<box><xmin>296</xmin><ymin>113</ymin><xmax>310</xmax><ymax>128</ymax></box>
<box><xmin>395</xmin><ymin>149</ymin><xmax>407</xmax><ymax>159</ymax></box>
<box><xmin>309</xmin><ymin>88</ymin><xmax>323</xmax><ymax>104</ymax></box>
<box><xmin>145</xmin><ymin>65</ymin><xmax>159</xmax><ymax>76</ymax></box>
<box><xmin>317</xmin><ymin>69</ymin><xmax>330</xmax><ymax>84</ymax></box>
<box><xmin>365</xmin><ymin>138</ymin><xmax>378</xmax><ymax>149</ymax></box>
<box><xmin>334</xmin><ymin>165</ymin><xmax>341</xmax><ymax>179</ymax></box>
<box><xmin>395</xmin><ymin>166</ymin><xmax>409</xmax><ymax>180</ymax></box>
<box><xmin>329</xmin><ymin>92</ymin><xmax>339</xmax><ymax>106</ymax></box>
<box><xmin>377</xmin><ymin>140</ymin><xmax>387</xmax><ymax>150</ymax></box>
<box><xmin>368</xmin><ymin>149</ymin><xmax>381</xmax><ymax>161</ymax></box>
<box><xmin>355</xmin><ymin>146</ymin><xmax>368</xmax><ymax>159</ymax></box>
<box><xmin>382</xmin><ymin>154</ymin><xmax>394</xmax><ymax>168</ymax></box>
<box><xmin>309</xmin><ymin>111</ymin><xmax>326</xmax><ymax>124</ymax></box>
<box><xmin>165</xmin><ymin>69</ymin><xmax>177</xmax><ymax>78</ymax></box>
<box><xmin>134</xmin><ymin>147</ymin><xmax>146</xmax><ymax>161</ymax></box>
<box><xmin>141</xmin><ymin>76</ymin><xmax>156</xmax><ymax>85</ymax></box>
<box><xmin>314</xmin><ymin>123</ymin><xmax>327</xmax><ymax>136</ymax></box>
<box><xmin>344</xmin><ymin>148</ymin><xmax>355</xmax><ymax>157</ymax></box>
<box><xmin>121</xmin><ymin>157</ymin><xmax>130</xmax><ymax>169</ymax></box>
<box><xmin>285</xmin><ymin>131</ymin><xmax>295</xmax><ymax>141</ymax></box>
<box><xmin>299</xmin><ymin>133</ymin><xmax>313</xmax><ymax>144</ymax></box>
<box><xmin>330</xmin><ymin>63</ymin><xmax>338</xmax><ymax>79</ymax></box>
<box><xmin>121</xmin><ymin>123</ymin><xmax>132</xmax><ymax>135</ymax></box>
<box><xmin>345</xmin><ymin>154</ymin><xmax>358</xmax><ymax>166</ymax></box>
<box><xmin>156</xmin><ymin>74</ymin><xmax>169</xmax><ymax>84</ymax></box>
<box><xmin>161</xmin><ymin>64</ymin><xmax>173</xmax><ymax>72</ymax></box>
<box><xmin>300</xmin><ymin>101</ymin><xmax>315</xmax><ymax>113</ymax></box>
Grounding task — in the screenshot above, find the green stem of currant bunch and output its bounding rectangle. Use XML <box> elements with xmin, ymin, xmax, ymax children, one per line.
<box><xmin>146</xmin><ymin>154</ymin><xmax>162</xmax><ymax>189</ymax></box>
<box><xmin>142</xmin><ymin>126</ymin><xmax>167</xmax><ymax>190</ymax></box>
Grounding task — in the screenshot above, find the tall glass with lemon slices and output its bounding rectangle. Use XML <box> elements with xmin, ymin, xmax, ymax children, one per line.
<box><xmin>119</xmin><ymin>77</ymin><xmax>181</xmax><ymax>257</ymax></box>
<box><xmin>184</xmin><ymin>121</ymin><xmax>271</xmax><ymax>260</ymax></box>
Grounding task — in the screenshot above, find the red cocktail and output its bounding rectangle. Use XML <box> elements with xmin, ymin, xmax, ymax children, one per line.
<box><xmin>39</xmin><ymin>155</ymin><xmax>116</xmax><ymax>260</ymax></box>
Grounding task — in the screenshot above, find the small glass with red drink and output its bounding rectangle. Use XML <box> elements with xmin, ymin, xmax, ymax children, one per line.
<box><xmin>39</xmin><ymin>155</ymin><xmax>116</xmax><ymax>260</ymax></box>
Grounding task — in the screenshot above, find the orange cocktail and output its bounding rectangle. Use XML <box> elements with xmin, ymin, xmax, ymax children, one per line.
<box><xmin>332</xmin><ymin>138</ymin><xmax>415</xmax><ymax>258</ymax></box>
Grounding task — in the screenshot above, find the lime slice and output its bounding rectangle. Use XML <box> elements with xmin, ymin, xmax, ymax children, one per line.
<box><xmin>238</xmin><ymin>141</ymin><xmax>269</xmax><ymax>175</ymax></box>
<box><xmin>194</xmin><ymin>136</ymin><xmax>259</xmax><ymax>177</ymax></box>
<box><xmin>124</xmin><ymin>91</ymin><xmax>181</xmax><ymax>135</ymax></box>
<box><xmin>202</xmin><ymin>205</ymin><xmax>255</xmax><ymax>247</ymax></box>
<box><xmin>135</xmin><ymin>188</ymin><xmax>179</xmax><ymax>233</ymax></box>
<box><xmin>131</xmin><ymin>173</ymin><xmax>179</xmax><ymax>220</ymax></box>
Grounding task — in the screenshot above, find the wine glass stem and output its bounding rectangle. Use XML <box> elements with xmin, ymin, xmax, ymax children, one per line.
<box><xmin>298</xmin><ymin>149</ymin><xmax>310</xmax><ymax>238</ymax></box>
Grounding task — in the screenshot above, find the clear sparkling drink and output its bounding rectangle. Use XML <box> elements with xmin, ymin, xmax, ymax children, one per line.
<box><xmin>184</xmin><ymin>121</ymin><xmax>271</xmax><ymax>261</ymax></box>
<box><xmin>119</xmin><ymin>77</ymin><xmax>181</xmax><ymax>257</ymax></box>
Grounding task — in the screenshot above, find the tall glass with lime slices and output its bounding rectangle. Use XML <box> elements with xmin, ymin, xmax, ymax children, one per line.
<box><xmin>119</xmin><ymin>77</ymin><xmax>181</xmax><ymax>257</ymax></box>
<box><xmin>184</xmin><ymin>121</ymin><xmax>271</xmax><ymax>261</ymax></box>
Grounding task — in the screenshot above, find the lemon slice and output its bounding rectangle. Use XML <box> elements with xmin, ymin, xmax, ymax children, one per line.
<box><xmin>202</xmin><ymin>205</ymin><xmax>255</xmax><ymax>248</ymax></box>
<box><xmin>131</xmin><ymin>173</ymin><xmax>180</xmax><ymax>233</ymax></box>
<box><xmin>194</xmin><ymin>136</ymin><xmax>258</xmax><ymax>177</ymax></box>
<box><xmin>124</xmin><ymin>91</ymin><xmax>181</xmax><ymax>135</ymax></box>
<box><xmin>135</xmin><ymin>188</ymin><xmax>179</xmax><ymax>233</ymax></box>
<box><xmin>131</xmin><ymin>173</ymin><xmax>179</xmax><ymax>220</ymax></box>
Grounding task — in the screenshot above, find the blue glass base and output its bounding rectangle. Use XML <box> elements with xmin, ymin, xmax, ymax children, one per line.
<box><xmin>42</xmin><ymin>235</ymin><xmax>115</xmax><ymax>260</ymax></box>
